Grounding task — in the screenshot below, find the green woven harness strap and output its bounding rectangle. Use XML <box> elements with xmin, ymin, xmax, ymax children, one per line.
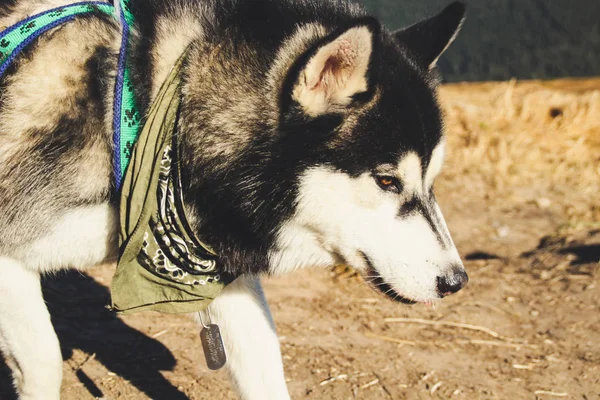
<box><xmin>0</xmin><ymin>1</ymin><xmax>142</xmax><ymax>190</ymax></box>
<box><xmin>113</xmin><ymin>0</ymin><xmax>141</xmax><ymax>189</ymax></box>
<box><xmin>0</xmin><ymin>2</ymin><xmax>114</xmax><ymax>77</ymax></box>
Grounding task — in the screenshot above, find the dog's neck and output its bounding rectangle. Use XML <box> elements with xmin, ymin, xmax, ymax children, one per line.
<box><xmin>145</xmin><ymin>12</ymin><xmax>203</xmax><ymax>100</ymax></box>
<box><xmin>122</xmin><ymin>3</ymin><xmax>334</xmax><ymax>277</ymax></box>
<box><xmin>126</xmin><ymin>12</ymin><xmax>277</xmax><ymax>276</ymax></box>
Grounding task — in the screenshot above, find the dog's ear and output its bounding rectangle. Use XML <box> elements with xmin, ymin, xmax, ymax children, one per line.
<box><xmin>394</xmin><ymin>1</ymin><xmax>465</xmax><ymax>70</ymax></box>
<box><xmin>289</xmin><ymin>19</ymin><xmax>379</xmax><ymax>117</ymax></box>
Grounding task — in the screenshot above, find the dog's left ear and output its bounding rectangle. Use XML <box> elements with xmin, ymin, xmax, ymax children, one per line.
<box><xmin>394</xmin><ymin>1</ymin><xmax>466</xmax><ymax>70</ymax></box>
<box><xmin>290</xmin><ymin>19</ymin><xmax>379</xmax><ymax>117</ymax></box>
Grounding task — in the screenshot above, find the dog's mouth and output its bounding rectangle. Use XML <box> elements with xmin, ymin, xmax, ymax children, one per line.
<box><xmin>359</xmin><ymin>252</ymin><xmax>416</xmax><ymax>305</ymax></box>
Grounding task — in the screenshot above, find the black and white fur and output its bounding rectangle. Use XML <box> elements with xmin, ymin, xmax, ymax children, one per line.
<box><xmin>0</xmin><ymin>0</ymin><xmax>467</xmax><ymax>398</ymax></box>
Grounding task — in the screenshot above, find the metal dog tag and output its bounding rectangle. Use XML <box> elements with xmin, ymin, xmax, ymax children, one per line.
<box><xmin>200</xmin><ymin>324</ymin><xmax>227</xmax><ymax>370</ymax></box>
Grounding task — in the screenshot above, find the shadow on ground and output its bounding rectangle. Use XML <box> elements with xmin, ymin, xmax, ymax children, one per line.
<box><xmin>0</xmin><ymin>271</ymin><xmax>188</xmax><ymax>400</ymax></box>
<box><xmin>558</xmin><ymin>244</ymin><xmax>600</xmax><ymax>265</ymax></box>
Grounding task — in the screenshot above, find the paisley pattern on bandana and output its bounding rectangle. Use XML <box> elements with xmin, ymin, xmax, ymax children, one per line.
<box><xmin>136</xmin><ymin>145</ymin><xmax>221</xmax><ymax>286</ymax></box>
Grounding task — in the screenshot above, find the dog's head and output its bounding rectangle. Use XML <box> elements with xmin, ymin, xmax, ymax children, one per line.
<box><xmin>181</xmin><ymin>2</ymin><xmax>467</xmax><ymax>303</ymax></box>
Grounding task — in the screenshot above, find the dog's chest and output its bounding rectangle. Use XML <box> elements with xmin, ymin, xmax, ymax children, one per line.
<box><xmin>12</xmin><ymin>204</ymin><xmax>118</xmax><ymax>272</ymax></box>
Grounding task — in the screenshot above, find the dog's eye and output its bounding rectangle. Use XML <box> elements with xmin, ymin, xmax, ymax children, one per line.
<box><xmin>375</xmin><ymin>176</ymin><xmax>402</xmax><ymax>193</ymax></box>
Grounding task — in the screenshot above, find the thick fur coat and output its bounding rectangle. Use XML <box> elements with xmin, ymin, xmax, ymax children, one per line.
<box><xmin>0</xmin><ymin>1</ymin><xmax>467</xmax><ymax>398</ymax></box>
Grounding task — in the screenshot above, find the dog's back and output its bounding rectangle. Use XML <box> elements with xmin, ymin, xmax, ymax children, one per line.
<box><xmin>0</xmin><ymin>0</ymin><xmax>121</xmax><ymax>255</ymax></box>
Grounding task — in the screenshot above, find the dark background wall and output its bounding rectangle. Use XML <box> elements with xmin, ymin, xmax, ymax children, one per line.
<box><xmin>357</xmin><ymin>0</ymin><xmax>600</xmax><ymax>82</ymax></box>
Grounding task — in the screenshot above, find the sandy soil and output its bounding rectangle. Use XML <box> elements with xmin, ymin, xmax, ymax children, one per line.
<box><xmin>1</xmin><ymin>79</ymin><xmax>599</xmax><ymax>399</ymax></box>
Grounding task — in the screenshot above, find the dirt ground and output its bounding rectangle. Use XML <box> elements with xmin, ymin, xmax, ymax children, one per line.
<box><xmin>1</xmin><ymin>79</ymin><xmax>599</xmax><ymax>399</ymax></box>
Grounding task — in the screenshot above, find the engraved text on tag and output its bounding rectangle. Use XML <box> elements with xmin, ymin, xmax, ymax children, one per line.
<box><xmin>200</xmin><ymin>324</ymin><xmax>227</xmax><ymax>370</ymax></box>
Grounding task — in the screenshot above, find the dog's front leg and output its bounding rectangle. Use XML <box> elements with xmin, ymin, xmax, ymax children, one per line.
<box><xmin>0</xmin><ymin>257</ymin><xmax>63</xmax><ymax>400</ymax></box>
<box><xmin>194</xmin><ymin>276</ymin><xmax>290</xmax><ymax>400</ymax></box>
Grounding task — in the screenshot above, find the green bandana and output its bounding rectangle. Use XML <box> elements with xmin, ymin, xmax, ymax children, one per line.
<box><xmin>110</xmin><ymin>53</ymin><xmax>232</xmax><ymax>314</ymax></box>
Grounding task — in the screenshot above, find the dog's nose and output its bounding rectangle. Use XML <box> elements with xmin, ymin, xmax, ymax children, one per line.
<box><xmin>436</xmin><ymin>267</ymin><xmax>468</xmax><ymax>297</ymax></box>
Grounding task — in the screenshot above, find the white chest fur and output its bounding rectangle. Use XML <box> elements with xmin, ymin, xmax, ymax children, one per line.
<box><xmin>10</xmin><ymin>204</ymin><xmax>118</xmax><ymax>273</ymax></box>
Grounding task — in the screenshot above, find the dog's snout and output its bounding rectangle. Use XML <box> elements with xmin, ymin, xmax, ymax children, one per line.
<box><xmin>436</xmin><ymin>267</ymin><xmax>468</xmax><ymax>297</ymax></box>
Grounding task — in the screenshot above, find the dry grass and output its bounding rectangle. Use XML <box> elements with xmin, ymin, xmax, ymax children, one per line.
<box><xmin>439</xmin><ymin>78</ymin><xmax>600</xmax><ymax>226</ymax></box>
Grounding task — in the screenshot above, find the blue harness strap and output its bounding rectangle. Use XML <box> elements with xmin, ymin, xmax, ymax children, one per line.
<box><xmin>112</xmin><ymin>0</ymin><xmax>139</xmax><ymax>189</ymax></box>
<box><xmin>0</xmin><ymin>2</ymin><xmax>114</xmax><ymax>76</ymax></box>
<box><xmin>0</xmin><ymin>0</ymin><xmax>141</xmax><ymax>190</ymax></box>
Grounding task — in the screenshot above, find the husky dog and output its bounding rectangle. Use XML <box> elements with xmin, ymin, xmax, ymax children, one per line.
<box><xmin>0</xmin><ymin>0</ymin><xmax>467</xmax><ymax>398</ymax></box>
